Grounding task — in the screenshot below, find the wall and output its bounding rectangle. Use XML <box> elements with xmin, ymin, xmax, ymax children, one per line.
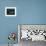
<box><xmin>18</xmin><ymin>0</ymin><xmax>46</xmax><ymax>24</ymax></box>
<box><xmin>0</xmin><ymin>0</ymin><xmax>46</xmax><ymax>44</ymax></box>
<box><xmin>0</xmin><ymin>0</ymin><xmax>18</xmax><ymax>44</ymax></box>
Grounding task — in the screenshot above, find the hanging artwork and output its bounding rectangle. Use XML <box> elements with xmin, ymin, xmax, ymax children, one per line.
<box><xmin>5</xmin><ymin>7</ymin><xmax>16</xmax><ymax>16</ymax></box>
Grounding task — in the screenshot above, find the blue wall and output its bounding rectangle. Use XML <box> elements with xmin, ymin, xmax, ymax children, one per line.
<box><xmin>0</xmin><ymin>0</ymin><xmax>46</xmax><ymax>44</ymax></box>
<box><xmin>19</xmin><ymin>0</ymin><xmax>46</xmax><ymax>24</ymax></box>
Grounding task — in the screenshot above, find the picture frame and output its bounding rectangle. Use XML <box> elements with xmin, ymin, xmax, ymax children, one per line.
<box><xmin>5</xmin><ymin>7</ymin><xmax>16</xmax><ymax>16</ymax></box>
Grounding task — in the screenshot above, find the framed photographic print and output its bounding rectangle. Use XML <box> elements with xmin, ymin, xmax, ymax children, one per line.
<box><xmin>5</xmin><ymin>7</ymin><xmax>16</xmax><ymax>16</ymax></box>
